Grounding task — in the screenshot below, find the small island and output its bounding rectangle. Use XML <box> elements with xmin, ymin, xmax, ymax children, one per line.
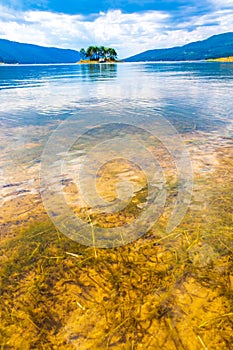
<box><xmin>79</xmin><ymin>45</ymin><xmax>119</xmax><ymax>63</ymax></box>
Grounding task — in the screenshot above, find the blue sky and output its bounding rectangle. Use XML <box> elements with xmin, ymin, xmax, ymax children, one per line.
<box><xmin>0</xmin><ymin>0</ymin><xmax>210</xmax><ymax>15</ymax></box>
<box><xmin>0</xmin><ymin>0</ymin><xmax>232</xmax><ymax>57</ymax></box>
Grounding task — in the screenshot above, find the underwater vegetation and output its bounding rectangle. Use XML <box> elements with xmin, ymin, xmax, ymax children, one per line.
<box><xmin>0</xmin><ymin>144</ymin><xmax>233</xmax><ymax>350</ymax></box>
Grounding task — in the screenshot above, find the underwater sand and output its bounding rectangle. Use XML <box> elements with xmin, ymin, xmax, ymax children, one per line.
<box><xmin>1</xmin><ymin>128</ymin><xmax>233</xmax><ymax>349</ymax></box>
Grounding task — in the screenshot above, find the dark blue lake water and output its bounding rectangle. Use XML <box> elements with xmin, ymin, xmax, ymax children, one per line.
<box><xmin>0</xmin><ymin>62</ymin><xmax>232</xmax><ymax>132</ymax></box>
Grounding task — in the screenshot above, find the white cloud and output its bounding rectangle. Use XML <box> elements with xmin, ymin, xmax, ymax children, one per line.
<box><xmin>173</xmin><ymin>9</ymin><xmax>233</xmax><ymax>44</ymax></box>
<box><xmin>0</xmin><ymin>4</ymin><xmax>232</xmax><ymax>58</ymax></box>
<box><xmin>210</xmin><ymin>0</ymin><xmax>233</xmax><ymax>8</ymax></box>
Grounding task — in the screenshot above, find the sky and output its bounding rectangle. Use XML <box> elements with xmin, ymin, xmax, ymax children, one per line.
<box><xmin>0</xmin><ymin>0</ymin><xmax>232</xmax><ymax>58</ymax></box>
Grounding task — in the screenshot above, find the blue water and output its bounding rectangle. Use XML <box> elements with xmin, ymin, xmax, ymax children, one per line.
<box><xmin>0</xmin><ymin>62</ymin><xmax>232</xmax><ymax>129</ymax></box>
<box><xmin>0</xmin><ymin>62</ymin><xmax>233</xmax><ymax>171</ymax></box>
<box><xmin>1</xmin><ymin>62</ymin><xmax>233</xmax><ymax>349</ymax></box>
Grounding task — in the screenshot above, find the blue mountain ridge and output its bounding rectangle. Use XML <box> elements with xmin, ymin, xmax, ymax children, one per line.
<box><xmin>125</xmin><ymin>32</ymin><xmax>233</xmax><ymax>62</ymax></box>
<box><xmin>0</xmin><ymin>39</ymin><xmax>80</xmax><ymax>64</ymax></box>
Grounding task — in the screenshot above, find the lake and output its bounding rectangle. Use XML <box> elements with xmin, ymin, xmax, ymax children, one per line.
<box><xmin>1</xmin><ymin>62</ymin><xmax>233</xmax><ymax>349</ymax></box>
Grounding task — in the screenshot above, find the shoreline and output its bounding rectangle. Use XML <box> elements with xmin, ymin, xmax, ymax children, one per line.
<box><xmin>206</xmin><ymin>56</ymin><xmax>233</xmax><ymax>62</ymax></box>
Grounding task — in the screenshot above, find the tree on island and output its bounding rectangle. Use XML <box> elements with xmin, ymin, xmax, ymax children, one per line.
<box><xmin>80</xmin><ymin>46</ymin><xmax>118</xmax><ymax>61</ymax></box>
<box><xmin>80</xmin><ymin>48</ymin><xmax>86</xmax><ymax>60</ymax></box>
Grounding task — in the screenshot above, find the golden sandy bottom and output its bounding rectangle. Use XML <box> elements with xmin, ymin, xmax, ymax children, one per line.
<box><xmin>0</xmin><ymin>132</ymin><xmax>233</xmax><ymax>349</ymax></box>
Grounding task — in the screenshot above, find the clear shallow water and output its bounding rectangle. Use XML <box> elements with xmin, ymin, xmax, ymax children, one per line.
<box><xmin>0</xmin><ymin>62</ymin><xmax>233</xmax><ymax>189</ymax></box>
<box><xmin>1</xmin><ymin>62</ymin><xmax>233</xmax><ymax>349</ymax></box>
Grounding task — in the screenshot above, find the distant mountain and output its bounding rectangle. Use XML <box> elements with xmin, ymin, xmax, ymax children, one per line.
<box><xmin>0</xmin><ymin>39</ymin><xmax>80</xmax><ymax>64</ymax></box>
<box><xmin>125</xmin><ymin>33</ymin><xmax>233</xmax><ymax>62</ymax></box>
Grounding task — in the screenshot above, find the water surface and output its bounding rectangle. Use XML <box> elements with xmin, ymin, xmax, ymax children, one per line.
<box><xmin>0</xmin><ymin>62</ymin><xmax>233</xmax><ymax>349</ymax></box>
